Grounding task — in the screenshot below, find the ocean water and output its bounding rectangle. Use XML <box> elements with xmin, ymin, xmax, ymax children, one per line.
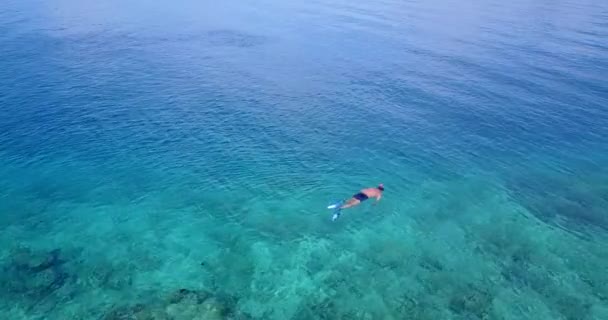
<box><xmin>1</xmin><ymin>0</ymin><xmax>607</xmax><ymax>319</ymax></box>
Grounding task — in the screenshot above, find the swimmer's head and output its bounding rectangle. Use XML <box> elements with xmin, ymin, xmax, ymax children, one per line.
<box><xmin>378</xmin><ymin>184</ymin><xmax>384</xmax><ymax>191</ymax></box>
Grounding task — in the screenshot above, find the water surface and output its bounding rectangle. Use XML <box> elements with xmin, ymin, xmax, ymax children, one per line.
<box><xmin>1</xmin><ymin>0</ymin><xmax>607</xmax><ymax>319</ymax></box>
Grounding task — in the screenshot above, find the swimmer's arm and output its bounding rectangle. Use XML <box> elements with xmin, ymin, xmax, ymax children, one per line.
<box><xmin>374</xmin><ymin>194</ymin><xmax>382</xmax><ymax>204</ymax></box>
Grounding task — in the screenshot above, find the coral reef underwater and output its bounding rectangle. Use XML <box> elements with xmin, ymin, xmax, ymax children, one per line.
<box><xmin>1</xmin><ymin>175</ymin><xmax>606</xmax><ymax>320</ymax></box>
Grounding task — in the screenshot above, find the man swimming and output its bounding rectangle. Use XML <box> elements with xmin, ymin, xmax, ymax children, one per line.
<box><xmin>328</xmin><ymin>184</ymin><xmax>384</xmax><ymax>221</ymax></box>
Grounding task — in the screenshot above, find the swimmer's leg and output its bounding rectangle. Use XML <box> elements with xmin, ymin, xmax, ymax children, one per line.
<box><xmin>327</xmin><ymin>201</ymin><xmax>342</xmax><ymax>209</ymax></box>
<box><xmin>329</xmin><ymin>198</ymin><xmax>359</xmax><ymax>221</ymax></box>
<box><xmin>329</xmin><ymin>200</ymin><xmax>345</xmax><ymax>221</ymax></box>
<box><xmin>340</xmin><ymin>198</ymin><xmax>360</xmax><ymax>209</ymax></box>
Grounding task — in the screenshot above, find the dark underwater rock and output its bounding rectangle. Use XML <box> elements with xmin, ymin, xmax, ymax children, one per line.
<box><xmin>10</xmin><ymin>247</ymin><xmax>64</xmax><ymax>272</ymax></box>
<box><xmin>165</xmin><ymin>295</ymin><xmax>227</xmax><ymax>320</ymax></box>
<box><xmin>554</xmin><ymin>294</ymin><xmax>592</xmax><ymax>320</ymax></box>
<box><xmin>294</xmin><ymin>297</ymin><xmax>337</xmax><ymax>320</ymax></box>
<box><xmin>418</xmin><ymin>255</ymin><xmax>444</xmax><ymax>272</ymax></box>
<box><xmin>102</xmin><ymin>303</ymin><xmax>169</xmax><ymax>320</ymax></box>
<box><xmin>448</xmin><ymin>284</ymin><xmax>494</xmax><ymax>319</ymax></box>
<box><xmin>1</xmin><ymin>246</ymin><xmax>70</xmax><ymax>300</ymax></box>
<box><xmin>104</xmin><ymin>289</ymin><xmax>247</xmax><ymax>320</ymax></box>
<box><xmin>3</xmin><ymin>267</ymin><xmax>55</xmax><ymax>294</ymax></box>
<box><xmin>166</xmin><ymin>288</ymin><xmax>211</xmax><ymax>305</ymax></box>
<box><xmin>200</xmin><ymin>297</ymin><xmax>228</xmax><ymax>319</ymax></box>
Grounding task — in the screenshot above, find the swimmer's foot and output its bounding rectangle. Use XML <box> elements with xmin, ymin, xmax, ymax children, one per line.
<box><xmin>327</xmin><ymin>200</ymin><xmax>344</xmax><ymax>210</ymax></box>
<box><xmin>332</xmin><ymin>211</ymin><xmax>341</xmax><ymax>222</ymax></box>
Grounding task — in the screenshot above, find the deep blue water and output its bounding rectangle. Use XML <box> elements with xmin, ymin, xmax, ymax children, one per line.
<box><xmin>1</xmin><ymin>0</ymin><xmax>608</xmax><ymax>319</ymax></box>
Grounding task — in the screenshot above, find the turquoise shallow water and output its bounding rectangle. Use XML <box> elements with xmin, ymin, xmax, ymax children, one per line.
<box><xmin>1</xmin><ymin>0</ymin><xmax>608</xmax><ymax>319</ymax></box>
